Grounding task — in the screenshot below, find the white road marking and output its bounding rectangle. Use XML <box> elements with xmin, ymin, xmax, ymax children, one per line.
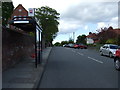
<box><xmin>71</xmin><ymin>50</ymin><xmax>84</xmax><ymax>56</ymax></box>
<box><xmin>77</xmin><ymin>52</ymin><xmax>84</xmax><ymax>56</ymax></box>
<box><xmin>88</xmin><ymin>56</ymin><xmax>103</xmax><ymax>64</ymax></box>
<box><xmin>72</xmin><ymin>50</ymin><xmax>76</xmax><ymax>53</ymax></box>
<box><xmin>67</xmin><ymin>50</ymin><xmax>103</xmax><ymax>64</ymax></box>
<box><xmin>65</xmin><ymin>48</ymin><xmax>103</xmax><ymax>64</ymax></box>
<box><xmin>65</xmin><ymin>48</ymin><xmax>71</xmax><ymax>50</ymax></box>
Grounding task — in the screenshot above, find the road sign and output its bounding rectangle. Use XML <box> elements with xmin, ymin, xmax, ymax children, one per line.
<box><xmin>28</xmin><ymin>8</ymin><xmax>34</xmax><ymax>16</ymax></box>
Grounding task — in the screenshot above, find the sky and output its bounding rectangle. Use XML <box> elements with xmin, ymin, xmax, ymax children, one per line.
<box><xmin>11</xmin><ymin>0</ymin><xmax>119</xmax><ymax>44</ymax></box>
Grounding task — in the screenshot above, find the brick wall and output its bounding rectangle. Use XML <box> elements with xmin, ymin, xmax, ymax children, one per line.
<box><xmin>2</xmin><ymin>28</ymin><xmax>35</xmax><ymax>71</ymax></box>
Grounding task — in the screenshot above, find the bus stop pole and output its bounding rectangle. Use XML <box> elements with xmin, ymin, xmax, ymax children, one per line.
<box><xmin>35</xmin><ymin>25</ymin><xmax>37</xmax><ymax>68</ymax></box>
<box><xmin>33</xmin><ymin>8</ymin><xmax>37</xmax><ymax>68</ymax></box>
<box><xmin>41</xmin><ymin>33</ymin><xmax>43</xmax><ymax>62</ymax></box>
<box><xmin>38</xmin><ymin>30</ymin><xmax>40</xmax><ymax>64</ymax></box>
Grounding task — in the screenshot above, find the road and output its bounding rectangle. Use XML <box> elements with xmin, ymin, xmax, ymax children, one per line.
<box><xmin>39</xmin><ymin>47</ymin><xmax>119</xmax><ymax>88</ymax></box>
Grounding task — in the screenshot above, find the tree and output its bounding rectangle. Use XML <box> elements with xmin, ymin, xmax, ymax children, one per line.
<box><xmin>108</xmin><ymin>26</ymin><xmax>113</xmax><ymax>30</ymax></box>
<box><xmin>35</xmin><ymin>6</ymin><xmax>60</xmax><ymax>47</ymax></box>
<box><xmin>54</xmin><ymin>42</ymin><xmax>61</xmax><ymax>46</ymax></box>
<box><xmin>29</xmin><ymin>32</ymin><xmax>35</xmax><ymax>37</ymax></box>
<box><xmin>76</xmin><ymin>34</ymin><xmax>86</xmax><ymax>44</ymax></box>
<box><xmin>68</xmin><ymin>39</ymin><xmax>74</xmax><ymax>44</ymax></box>
<box><xmin>97</xmin><ymin>26</ymin><xmax>116</xmax><ymax>44</ymax></box>
<box><xmin>106</xmin><ymin>38</ymin><xmax>117</xmax><ymax>44</ymax></box>
<box><xmin>61</xmin><ymin>41</ymin><xmax>69</xmax><ymax>46</ymax></box>
<box><xmin>68</xmin><ymin>37</ymin><xmax>74</xmax><ymax>44</ymax></box>
<box><xmin>116</xmin><ymin>35</ymin><xmax>120</xmax><ymax>45</ymax></box>
<box><xmin>2</xmin><ymin>2</ymin><xmax>14</xmax><ymax>27</ymax></box>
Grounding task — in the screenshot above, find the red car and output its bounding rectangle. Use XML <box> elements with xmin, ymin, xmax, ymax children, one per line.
<box><xmin>114</xmin><ymin>48</ymin><xmax>120</xmax><ymax>70</ymax></box>
<box><xmin>73</xmin><ymin>44</ymin><xmax>87</xmax><ymax>49</ymax></box>
<box><xmin>73</xmin><ymin>44</ymin><xmax>79</xmax><ymax>49</ymax></box>
<box><xmin>78</xmin><ymin>44</ymin><xmax>87</xmax><ymax>49</ymax></box>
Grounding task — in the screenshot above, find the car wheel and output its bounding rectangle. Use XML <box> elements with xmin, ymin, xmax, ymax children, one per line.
<box><xmin>109</xmin><ymin>52</ymin><xmax>113</xmax><ymax>58</ymax></box>
<box><xmin>100</xmin><ymin>51</ymin><xmax>103</xmax><ymax>56</ymax></box>
<box><xmin>114</xmin><ymin>58</ymin><xmax>120</xmax><ymax>71</ymax></box>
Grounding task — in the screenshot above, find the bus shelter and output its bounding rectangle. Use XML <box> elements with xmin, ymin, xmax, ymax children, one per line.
<box><xmin>9</xmin><ymin>17</ymin><xmax>42</xmax><ymax>68</ymax></box>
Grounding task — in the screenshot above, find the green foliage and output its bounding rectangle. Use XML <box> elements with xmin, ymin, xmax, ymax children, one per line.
<box><xmin>97</xmin><ymin>26</ymin><xmax>117</xmax><ymax>44</ymax></box>
<box><xmin>106</xmin><ymin>38</ymin><xmax>117</xmax><ymax>44</ymax></box>
<box><xmin>76</xmin><ymin>34</ymin><xmax>86</xmax><ymax>44</ymax></box>
<box><xmin>54</xmin><ymin>42</ymin><xmax>61</xmax><ymax>46</ymax></box>
<box><xmin>60</xmin><ymin>40</ymin><xmax>74</xmax><ymax>46</ymax></box>
<box><xmin>61</xmin><ymin>41</ymin><xmax>69</xmax><ymax>46</ymax></box>
<box><xmin>2</xmin><ymin>2</ymin><xmax>14</xmax><ymax>26</ymax></box>
<box><xmin>116</xmin><ymin>35</ymin><xmax>120</xmax><ymax>45</ymax></box>
<box><xmin>29</xmin><ymin>32</ymin><xmax>35</xmax><ymax>37</ymax></box>
<box><xmin>35</xmin><ymin>6</ymin><xmax>60</xmax><ymax>44</ymax></box>
<box><xmin>88</xmin><ymin>43</ymin><xmax>104</xmax><ymax>51</ymax></box>
<box><xmin>68</xmin><ymin>39</ymin><xmax>74</xmax><ymax>44</ymax></box>
<box><xmin>99</xmin><ymin>39</ymin><xmax>106</xmax><ymax>44</ymax></box>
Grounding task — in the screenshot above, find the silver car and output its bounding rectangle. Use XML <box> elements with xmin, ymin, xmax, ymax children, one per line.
<box><xmin>100</xmin><ymin>44</ymin><xmax>119</xmax><ymax>58</ymax></box>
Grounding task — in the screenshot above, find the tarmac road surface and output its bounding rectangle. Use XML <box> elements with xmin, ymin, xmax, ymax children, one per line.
<box><xmin>39</xmin><ymin>47</ymin><xmax>119</xmax><ymax>88</ymax></box>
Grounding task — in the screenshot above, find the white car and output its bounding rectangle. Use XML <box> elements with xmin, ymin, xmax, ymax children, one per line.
<box><xmin>100</xmin><ymin>44</ymin><xmax>119</xmax><ymax>58</ymax></box>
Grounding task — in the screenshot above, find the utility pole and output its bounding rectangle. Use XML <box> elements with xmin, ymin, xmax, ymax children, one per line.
<box><xmin>73</xmin><ymin>32</ymin><xmax>75</xmax><ymax>43</ymax></box>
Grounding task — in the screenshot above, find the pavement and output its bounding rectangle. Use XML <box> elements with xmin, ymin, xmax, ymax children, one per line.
<box><xmin>2</xmin><ymin>47</ymin><xmax>52</xmax><ymax>89</ymax></box>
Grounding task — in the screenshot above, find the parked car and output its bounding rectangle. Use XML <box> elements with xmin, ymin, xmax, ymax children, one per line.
<box><xmin>100</xmin><ymin>44</ymin><xmax>119</xmax><ymax>58</ymax></box>
<box><xmin>73</xmin><ymin>44</ymin><xmax>79</xmax><ymax>49</ymax></box>
<box><xmin>78</xmin><ymin>43</ymin><xmax>87</xmax><ymax>49</ymax></box>
<box><xmin>114</xmin><ymin>48</ymin><xmax>120</xmax><ymax>70</ymax></box>
<box><xmin>63</xmin><ymin>44</ymin><xmax>70</xmax><ymax>47</ymax></box>
<box><xmin>63</xmin><ymin>44</ymin><xmax>67</xmax><ymax>47</ymax></box>
<box><xmin>73</xmin><ymin>43</ymin><xmax>87</xmax><ymax>49</ymax></box>
<box><xmin>68</xmin><ymin>44</ymin><xmax>75</xmax><ymax>48</ymax></box>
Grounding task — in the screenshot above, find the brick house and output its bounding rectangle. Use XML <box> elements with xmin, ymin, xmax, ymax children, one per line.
<box><xmin>86</xmin><ymin>27</ymin><xmax>120</xmax><ymax>44</ymax></box>
<box><xmin>8</xmin><ymin>4</ymin><xmax>28</xmax><ymax>30</ymax></box>
<box><xmin>97</xmin><ymin>27</ymin><xmax>120</xmax><ymax>43</ymax></box>
<box><xmin>110</xmin><ymin>29</ymin><xmax>120</xmax><ymax>36</ymax></box>
<box><xmin>86</xmin><ymin>32</ymin><xmax>99</xmax><ymax>44</ymax></box>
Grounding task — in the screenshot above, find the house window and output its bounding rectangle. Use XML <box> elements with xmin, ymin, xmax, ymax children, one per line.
<box><xmin>14</xmin><ymin>16</ymin><xmax>17</xmax><ymax>20</ymax></box>
<box><xmin>23</xmin><ymin>15</ymin><xmax>27</xmax><ymax>20</ymax></box>
<box><xmin>18</xmin><ymin>15</ymin><xmax>22</xmax><ymax>20</ymax></box>
<box><xmin>19</xmin><ymin>9</ymin><xmax>22</xmax><ymax>12</ymax></box>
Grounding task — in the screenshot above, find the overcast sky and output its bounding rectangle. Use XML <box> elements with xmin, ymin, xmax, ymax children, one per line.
<box><xmin>11</xmin><ymin>0</ymin><xmax>119</xmax><ymax>44</ymax></box>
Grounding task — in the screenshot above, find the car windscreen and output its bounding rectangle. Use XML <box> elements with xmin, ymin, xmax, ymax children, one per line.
<box><xmin>110</xmin><ymin>45</ymin><xmax>118</xmax><ymax>49</ymax></box>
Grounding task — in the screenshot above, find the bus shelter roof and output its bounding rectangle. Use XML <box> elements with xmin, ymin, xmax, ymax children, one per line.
<box><xmin>9</xmin><ymin>17</ymin><xmax>42</xmax><ymax>32</ymax></box>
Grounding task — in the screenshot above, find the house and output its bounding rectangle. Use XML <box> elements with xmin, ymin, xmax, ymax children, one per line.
<box><xmin>110</xmin><ymin>29</ymin><xmax>120</xmax><ymax>36</ymax></box>
<box><xmin>8</xmin><ymin>4</ymin><xmax>28</xmax><ymax>30</ymax></box>
<box><xmin>97</xmin><ymin>27</ymin><xmax>120</xmax><ymax>42</ymax></box>
<box><xmin>86</xmin><ymin>32</ymin><xmax>98</xmax><ymax>44</ymax></box>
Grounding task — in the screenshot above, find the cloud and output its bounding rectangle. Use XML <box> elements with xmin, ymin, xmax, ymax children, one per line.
<box><xmin>61</xmin><ymin>2</ymin><xmax>118</xmax><ymax>23</ymax></box>
<box><xmin>59</xmin><ymin>2</ymin><xmax>118</xmax><ymax>34</ymax></box>
<box><xmin>97</xmin><ymin>16</ymin><xmax>118</xmax><ymax>29</ymax></box>
<box><xmin>58</xmin><ymin>20</ymin><xmax>82</xmax><ymax>34</ymax></box>
<box><xmin>84</xmin><ymin>25</ymin><xmax>88</xmax><ymax>30</ymax></box>
<box><xmin>109</xmin><ymin>17</ymin><xmax>118</xmax><ymax>28</ymax></box>
<box><xmin>97</xmin><ymin>22</ymin><xmax>106</xmax><ymax>29</ymax></box>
